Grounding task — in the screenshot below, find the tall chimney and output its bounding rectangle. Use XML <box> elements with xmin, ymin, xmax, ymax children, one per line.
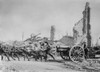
<box><xmin>83</xmin><ymin>2</ymin><xmax>91</xmax><ymax>47</ymax></box>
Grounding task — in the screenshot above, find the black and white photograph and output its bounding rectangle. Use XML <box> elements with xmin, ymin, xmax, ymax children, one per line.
<box><xmin>0</xmin><ymin>0</ymin><xmax>100</xmax><ymax>72</ymax></box>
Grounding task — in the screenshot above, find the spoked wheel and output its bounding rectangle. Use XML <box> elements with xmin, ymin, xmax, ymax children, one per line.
<box><xmin>69</xmin><ymin>46</ymin><xmax>85</xmax><ymax>63</ymax></box>
<box><xmin>60</xmin><ymin>52</ymin><xmax>70</xmax><ymax>60</ymax></box>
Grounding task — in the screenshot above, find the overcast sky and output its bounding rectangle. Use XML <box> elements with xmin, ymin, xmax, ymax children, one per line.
<box><xmin>0</xmin><ymin>0</ymin><xmax>100</xmax><ymax>44</ymax></box>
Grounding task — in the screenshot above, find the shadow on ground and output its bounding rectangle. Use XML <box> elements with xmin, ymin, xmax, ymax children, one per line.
<box><xmin>47</xmin><ymin>59</ymin><xmax>71</xmax><ymax>63</ymax></box>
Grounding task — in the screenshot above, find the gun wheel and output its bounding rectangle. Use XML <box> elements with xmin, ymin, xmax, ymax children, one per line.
<box><xmin>69</xmin><ymin>46</ymin><xmax>85</xmax><ymax>63</ymax></box>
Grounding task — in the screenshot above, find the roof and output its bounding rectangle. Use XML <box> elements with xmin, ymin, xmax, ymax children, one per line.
<box><xmin>58</xmin><ymin>35</ymin><xmax>75</xmax><ymax>46</ymax></box>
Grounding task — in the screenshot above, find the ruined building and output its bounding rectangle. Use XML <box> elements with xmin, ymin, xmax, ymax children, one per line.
<box><xmin>73</xmin><ymin>2</ymin><xmax>91</xmax><ymax>47</ymax></box>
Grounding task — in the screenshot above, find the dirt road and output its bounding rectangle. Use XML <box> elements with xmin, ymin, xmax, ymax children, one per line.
<box><xmin>2</xmin><ymin>61</ymin><xmax>82</xmax><ymax>72</ymax></box>
<box><xmin>0</xmin><ymin>57</ymin><xmax>84</xmax><ymax>72</ymax></box>
<box><xmin>1</xmin><ymin>57</ymin><xmax>100</xmax><ymax>72</ymax></box>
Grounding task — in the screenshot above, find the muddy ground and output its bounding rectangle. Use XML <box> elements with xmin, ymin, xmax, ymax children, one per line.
<box><xmin>0</xmin><ymin>57</ymin><xmax>100</xmax><ymax>72</ymax></box>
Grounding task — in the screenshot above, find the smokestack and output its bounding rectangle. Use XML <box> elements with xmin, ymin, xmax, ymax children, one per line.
<box><xmin>50</xmin><ymin>25</ymin><xmax>55</xmax><ymax>41</ymax></box>
<box><xmin>83</xmin><ymin>2</ymin><xmax>91</xmax><ymax>47</ymax></box>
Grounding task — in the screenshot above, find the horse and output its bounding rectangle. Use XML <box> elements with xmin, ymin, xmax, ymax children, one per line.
<box><xmin>30</xmin><ymin>42</ymin><xmax>47</xmax><ymax>61</ymax></box>
<box><xmin>40</xmin><ymin>41</ymin><xmax>55</xmax><ymax>61</ymax></box>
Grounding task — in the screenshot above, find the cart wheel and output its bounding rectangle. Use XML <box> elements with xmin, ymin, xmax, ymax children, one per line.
<box><xmin>69</xmin><ymin>46</ymin><xmax>85</xmax><ymax>63</ymax></box>
<box><xmin>60</xmin><ymin>52</ymin><xmax>70</xmax><ymax>60</ymax></box>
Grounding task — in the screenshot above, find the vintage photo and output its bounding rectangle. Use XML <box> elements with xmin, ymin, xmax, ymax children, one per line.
<box><xmin>0</xmin><ymin>0</ymin><xmax>100</xmax><ymax>72</ymax></box>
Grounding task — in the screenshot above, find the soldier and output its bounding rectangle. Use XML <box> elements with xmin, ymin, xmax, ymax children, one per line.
<box><xmin>44</xmin><ymin>41</ymin><xmax>55</xmax><ymax>60</ymax></box>
<box><xmin>83</xmin><ymin>42</ymin><xmax>89</xmax><ymax>58</ymax></box>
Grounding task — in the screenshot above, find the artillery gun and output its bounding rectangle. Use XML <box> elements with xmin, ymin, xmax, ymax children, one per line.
<box><xmin>56</xmin><ymin>41</ymin><xmax>85</xmax><ymax>63</ymax></box>
<box><xmin>57</xmin><ymin>39</ymin><xmax>100</xmax><ymax>63</ymax></box>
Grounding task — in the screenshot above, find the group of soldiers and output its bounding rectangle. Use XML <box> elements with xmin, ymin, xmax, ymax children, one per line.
<box><xmin>0</xmin><ymin>37</ymin><xmax>56</xmax><ymax>62</ymax></box>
